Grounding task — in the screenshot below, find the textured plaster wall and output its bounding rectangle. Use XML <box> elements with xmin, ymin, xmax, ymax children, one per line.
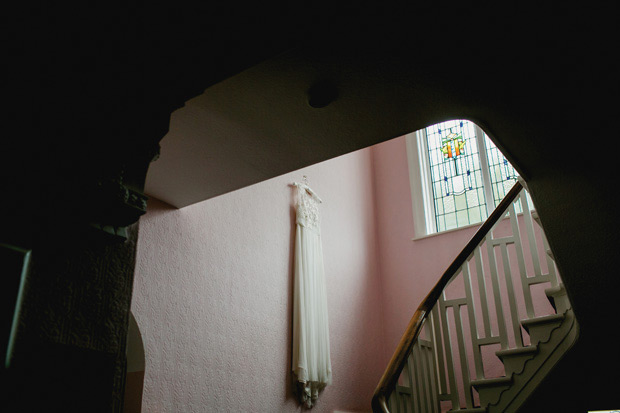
<box><xmin>132</xmin><ymin>147</ymin><xmax>388</xmax><ymax>412</ymax></box>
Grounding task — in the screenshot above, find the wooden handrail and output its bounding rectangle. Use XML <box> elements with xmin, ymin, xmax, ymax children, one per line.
<box><xmin>371</xmin><ymin>181</ymin><xmax>523</xmax><ymax>413</ymax></box>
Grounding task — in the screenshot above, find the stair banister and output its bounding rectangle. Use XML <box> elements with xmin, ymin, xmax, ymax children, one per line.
<box><xmin>371</xmin><ymin>181</ymin><xmax>524</xmax><ymax>413</ymax></box>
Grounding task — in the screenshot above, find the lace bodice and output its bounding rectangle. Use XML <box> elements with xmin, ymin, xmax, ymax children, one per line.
<box><xmin>295</xmin><ymin>185</ymin><xmax>321</xmax><ymax>232</ymax></box>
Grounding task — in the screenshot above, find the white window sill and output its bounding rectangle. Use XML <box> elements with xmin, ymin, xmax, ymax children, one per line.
<box><xmin>412</xmin><ymin>221</ymin><xmax>483</xmax><ymax>241</ymax></box>
<box><xmin>412</xmin><ymin>209</ymin><xmax>537</xmax><ymax>241</ymax></box>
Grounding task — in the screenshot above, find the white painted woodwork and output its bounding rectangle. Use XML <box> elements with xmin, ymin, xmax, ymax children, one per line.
<box><xmin>387</xmin><ymin>187</ymin><xmax>579</xmax><ymax>412</ymax></box>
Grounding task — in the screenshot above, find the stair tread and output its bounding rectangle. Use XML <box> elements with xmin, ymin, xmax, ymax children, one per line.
<box><xmin>545</xmin><ymin>283</ymin><xmax>565</xmax><ymax>296</ymax></box>
<box><xmin>471</xmin><ymin>375</ymin><xmax>513</xmax><ymax>387</ymax></box>
<box><xmin>496</xmin><ymin>345</ymin><xmax>538</xmax><ymax>357</ymax></box>
<box><xmin>448</xmin><ymin>408</ymin><xmax>487</xmax><ymax>412</ymax></box>
<box><xmin>521</xmin><ymin>313</ymin><xmax>565</xmax><ymax>326</ymax></box>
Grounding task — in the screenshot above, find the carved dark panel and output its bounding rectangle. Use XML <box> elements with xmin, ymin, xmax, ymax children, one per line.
<box><xmin>2</xmin><ymin>224</ymin><xmax>139</xmax><ymax>412</ymax></box>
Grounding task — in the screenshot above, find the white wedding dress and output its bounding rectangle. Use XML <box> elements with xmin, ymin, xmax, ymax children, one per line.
<box><xmin>292</xmin><ymin>183</ymin><xmax>332</xmax><ymax>408</ymax></box>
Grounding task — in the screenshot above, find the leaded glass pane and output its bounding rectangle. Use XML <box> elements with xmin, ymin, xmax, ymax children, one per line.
<box><xmin>425</xmin><ymin>119</ymin><xmax>487</xmax><ymax>232</ymax></box>
<box><xmin>468</xmin><ymin>205</ymin><xmax>483</xmax><ymax>223</ymax></box>
<box><xmin>484</xmin><ymin>134</ymin><xmax>521</xmax><ymax>211</ymax></box>
<box><xmin>444</xmin><ymin>214</ymin><xmax>456</xmax><ymax>231</ymax></box>
<box><xmin>455</xmin><ymin>193</ymin><xmax>467</xmax><ymax>208</ymax></box>
<box><xmin>421</xmin><ymin>119</ymin><xmax>528</xmax><ymax>234</ymax></box>
<box><xmin>456</xmin><ymin>208</ymin><xmax>469</xmax><ymax>226</ymax></box>
<box><xmin>444</xmin><ymin>196</ymin><xmax>455</xmax><ymax>214</ymax></box>
<box><xmin>438</xmin><ymin>215</ymin><xmax>446</xmax><ymax>232</ymax></box>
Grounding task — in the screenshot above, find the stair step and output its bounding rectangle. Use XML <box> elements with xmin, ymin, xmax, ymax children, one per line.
<box><xmin>496</xmin><ymin>345</ymin><xmax>538</xmax><ymax>376</ymax></box>
<box><xmin>471</xmin><ymin>376</ymin><xmax>513</xmax><ymax>387</ymax></box>
<box><xmin>521</xmin><ymin>313</ymin><xmax>565</xmax><ymax>345</ymax></box>
<box><xmin>471</xmin><ymin>376</ymin><xmax>512</xmax><ymax>406</ymax></box>
<box><xmin>545</xmin><ymin>283</ymin><xmax>570</xmax><ymax>313</ymax></box>
<box><xmin>448</xmin><ymin>408</ymin><xmax>487</xmax><ymax>412</ymax></box>
<box><xmin>531</xmin><ymin>212</ymin><xmax>554</xmax><ymax>259</ymax></box>
<box><xmin>545</xmin><ymin>283</ymin><xmax>565</xmax><ymax>297</ymax></box>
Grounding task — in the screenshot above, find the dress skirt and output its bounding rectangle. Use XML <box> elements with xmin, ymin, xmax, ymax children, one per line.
<box><xmin>292</xmin><ymin>222</ymin><xmax>332</xmax><ymax>407</ymax></box>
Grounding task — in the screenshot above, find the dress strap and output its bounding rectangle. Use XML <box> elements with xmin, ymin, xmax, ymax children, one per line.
<box><xmin>293</xmin><ymin>182</ymin><xmax>322</xmax><ymax>203</ymax></box>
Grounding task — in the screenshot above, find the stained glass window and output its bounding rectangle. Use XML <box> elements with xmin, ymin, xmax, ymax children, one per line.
<box><xmin>418</xmin><ymin>119</ymin><xmax>520</xmax><ymax>233</ymax></box>
<box><xmin>485</xmin><ymin>135</ymin><xmax>520</xmax><ymax>207</ymax></box>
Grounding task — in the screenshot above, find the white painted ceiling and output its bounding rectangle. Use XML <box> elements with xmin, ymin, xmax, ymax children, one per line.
<box><xmin>143</xmin><ymin>46</ymin><xmax>465</xmax><ymax>208</ymax></box>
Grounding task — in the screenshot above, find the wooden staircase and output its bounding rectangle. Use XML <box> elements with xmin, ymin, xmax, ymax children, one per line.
<box><xmin>469</xmin><ymin>290</ymin><xmax>577</xmax><ymax>412</ymax></box>
<box><xmin>372</xmin><ymin>181</ymin><xmax>579</xmax><ymax>413</ymax></box>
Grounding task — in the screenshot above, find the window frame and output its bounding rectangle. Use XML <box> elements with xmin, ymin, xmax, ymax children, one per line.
<box><xmin>406</xmin><ymin>120</ymin><xmax>517</xmax><ymax>239</ymax></box>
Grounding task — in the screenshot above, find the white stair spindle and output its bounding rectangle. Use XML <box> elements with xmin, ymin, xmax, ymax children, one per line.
<box><xmin>499</xmin><ymin>239</ymin><xmax>525</xmax><ymax>348</ymax></box>
<box><xmin>509</xmin><ymin>195</ymin><xmax>536</xmax><ymax>320</ymax></box>
<box><xmin>412</xmin><ymin>343</ymin><xmax>424</xmax><ymax>413</ymax></box>
<box><xmin>404</xmin><ymin>358</ymin><xmax>412</xmax><ymax>413</ymax></box>
<box><xmin>425</xmin><ymin>330</ymin><xmax>442</xmax><ymax>413</ymax></box>
<box><xmin>462</xmin><ymin>261</ymin><xmax>485</xmax><ymax>380</ymax></box>
<box><xmin>426</xmin><ymin>314</ymin><xmax>442</xmax><ymax>413</ymax></box>
<box><xmin>419</xmin><ymin>341</ymin><xmax>432</xmax><ymax>412</ymax></box>
<box><xmin>540</xmin><ymin>229</ymin><xmax>560</xmax><ymax>288</ymax></box>
<box><xmin>430</xmin><ymin>306</ymin><xmax>448</xmax><ymax>396</ymax></box>
<box><xmin>453</xmin><ymin>302</ymin><xmax>475</xmax><ymax>409</ymax></box>
<box><xmin>439</xmin><ymin>293</ymin><xmax>461</xmax><ymax>410</ymax></box>
<box><xmin>486</xmin><ymin>239</ymin><xmax>509</xmax><ymax>350</ymax></box>
<box><xmin>520</xmin><ymin>191</ymin><xmax>542</xmax><ymax>278</ymax></box>
<box><xmin>474</xmin><ymin>248</ymin><xmax>493</xmax><ymax>339</ymax></box>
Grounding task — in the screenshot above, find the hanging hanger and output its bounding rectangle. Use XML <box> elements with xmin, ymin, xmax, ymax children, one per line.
<box><xmin>292</xmin><ymin>175</ymin><xmax>322</xmax><ymax>203</ymax></box>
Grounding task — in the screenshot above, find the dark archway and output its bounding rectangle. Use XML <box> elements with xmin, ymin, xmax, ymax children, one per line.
<box><xmin>124</xmin><ymin>312</ymin><xmax>145</xmax><ymax>413</ymax></box>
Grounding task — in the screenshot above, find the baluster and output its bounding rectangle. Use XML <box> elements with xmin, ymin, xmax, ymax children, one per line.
<box><xmin>453</xmin><ymin>302</ymin><xmax>475</xmax><ymax>409</ymax></box>
<box><xmin>430</xmin><ymin>345</ymin><xmax>441</xmax><ymax>413</ymax></box>
<box><xmin>417</xmin><ymin>342</ymin><xmax>428</xmax><ymax>413</ymax></box>
<box><xmin>397</xmin><ymin>359</ymin><xmax>410</xmax><ymax>413</ymax></box>
<box><xmin>509</xmin><ymin>195</ymin><xmax>536</xmax><ymax>319</ymax></box>
<box><xmin>404</xmin><ymin>350</ymin><xmax>414</xmax><ymax>413</ymax></box>
<box><xmin>392</xmin><ymin>385</ymin><xmax>400</xmax><ymax>413</ymax></box>
<box><xmin>462</xmin><ymin>260</ymin><xmax>485</xmax><ymax>380</ymax></box>
<box><xmin>539</xmin><ymin>224</ymin><xmax>560</xmax><ymax>288</ymax></box>
<box><xmin>474</xmin><ymin>248</ymin><xmax>493</xmax><ymax>339</ymax></box>
<box><xmin>412</xmin><ymin>344</ymin><xmax>423</xmax><ymax>413</ymax></box>
<box><xmin>523</xmin><ymin>191</ymin><xmax>561</xmax><ymax>288</ymax></box>
<box><xmin>390</xmin><ymin>382</ymin><xmax>399</xmax><ymax>413</ymax></box>
<box><xmin>431</xmin><ymin>305</ymin><xmax>449</xmax><ymax>399</ymax></box>
<box><xmin>417</xmin><ymin>342</ymin><xmax>431</xmax><ymax>413</ymax></box>
<box><xmin>486</xmin><ymin>237</ymin><xmax>509</xmax><ymax>350</ymax></box>
<box><xmin>439</xmin><ymin>293</ymin><xmax>461</xmax><ymax>410</ymax></box>
<box><xmin>427</xmin><ymin>311</ymin><xmax>442</xmax><ymax>413</ymax></box>
<box><xmin>499</xmin><ymin>236</ymin><xmax>525</xmax><ymax>348</ymax></box>
<box><xmin>420</xmin><ymin>341</ymin><xmax>437</xmax><ymax>413</ymax></box>
<box><xmin>520</xmin><ymin>191</ymin><xmax>542</xmax><ymax>278</ymax></box>
<box><xmin>423</xmin><ymin>336</ymin><xmax>437</xmax><ymax>412</ymax></box>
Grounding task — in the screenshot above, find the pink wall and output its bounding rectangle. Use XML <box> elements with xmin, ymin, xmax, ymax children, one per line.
<box><xmin>371</xmin><ymin>136</ymin><xmax>480</xmax><ymax>353</ymax></box>
<box><xmin>132</xmin><ymin>147</ymin><xmax>388</xmax><ymax>412</ymax></box>
<box><xmin>132</xmin><ymin>134</ymin><xmax>556</xmax><ymax>412</ymax></box>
